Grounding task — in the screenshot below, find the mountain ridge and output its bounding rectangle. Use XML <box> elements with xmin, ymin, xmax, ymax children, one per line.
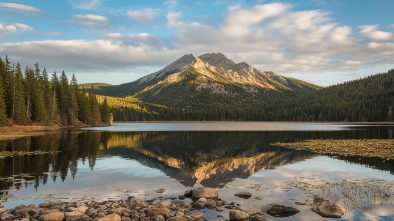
<box><xmin>97</xmin><ymin>52</ymin><xmax>320</xmax><ymax>107</ymax></box>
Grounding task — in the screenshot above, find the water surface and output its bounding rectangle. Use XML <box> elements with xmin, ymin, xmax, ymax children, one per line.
<box><xmin>1</xmin><ymin>122</ymin><xmax>394</xmax><ymax>220</ymax></box>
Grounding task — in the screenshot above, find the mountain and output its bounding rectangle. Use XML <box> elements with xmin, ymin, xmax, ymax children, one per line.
<box><xmin>97</xmin><ymin>52</ymin><xmax>320</xmax><ymax>108</ymax></box>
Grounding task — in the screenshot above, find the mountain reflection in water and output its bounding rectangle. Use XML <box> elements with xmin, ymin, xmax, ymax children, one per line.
<box><xmin>1</xmin><ymin>124</ymin><xmax>394</xmax><ymax>220</ymax></box>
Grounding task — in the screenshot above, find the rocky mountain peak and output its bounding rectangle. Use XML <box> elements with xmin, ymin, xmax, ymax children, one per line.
<box><xmin>199</xmin><ymin>52</ymin><xmax>236</xmax><ymax>70</ymax></box>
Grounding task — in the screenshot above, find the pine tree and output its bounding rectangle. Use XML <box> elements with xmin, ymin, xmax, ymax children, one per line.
<box><xmin>24</xmin><ymin>66</ymin><xmax>35</xmax><ymax>123</ymax></box>
<box><xmin>50</xmin><ymin>72</ymin><xmax>60</xmax><ymax>124</ymax></box>
<box><xmin>89</xmin><ymin>86</ymin><xmax>101</xmax><ymax>125</ymax></box>
<box><xmin>0</xmin><ymin>75</ymin><xmax>7</xmax><ymax>125</ymax></box>
<box><xmin>69</xmin><ymin>74</ymin><xmax>79</xmax><ymax>125</ymax></box>
<box><xmin>1</xmin><ymin>55</ymin><xmax>14</xmax><ymax>118</ymax></box>
<box><xmin>42</xmin><ymin>68</ymin><xmax>53</xmax><ymax>124</ymax></box>
<box><xmin>100</xmin><ymin>97</ymin><xmax>110</xmax><ymax>124</ymax></box>
<box><xmin>78</xmin><ymin>87</ymin><xmax>92</xmax><ymax>124</ymax></box>
<box><xmin>32</xmin><ymin>63</ymin><xmax>49</xmax><ymax>123</ymax></box>
<box><xmin>13</xmin><ymin>63</ymin><xmax>27</xmax><ymax>125</ymax></box>
<box><xmin>59</xmin><ymin>71</ymin><xmax>70</xmax><ymax>125</ymax></box>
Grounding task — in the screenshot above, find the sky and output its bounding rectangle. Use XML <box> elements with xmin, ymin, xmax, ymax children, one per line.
<box><xmin>0</xmin><ymin>0</ymin><xmax>393</xmax><ymax>86</ymax></box>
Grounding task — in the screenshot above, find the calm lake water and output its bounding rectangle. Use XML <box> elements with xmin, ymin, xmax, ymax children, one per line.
<box><xmin>1</xmin><ymin>122</ymin><xmax>394</xmax><ymax>221</ymax></box>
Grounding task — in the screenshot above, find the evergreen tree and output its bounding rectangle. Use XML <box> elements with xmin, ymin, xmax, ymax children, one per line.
<box><xmin>42</xmin><ymin>68</ymin><xmax>54</xmax><ymax>124</ymax></box>
<box><xmin>13</xmin><ymin>63</ymin><xmax>27</xmax><ymax>125</ymax></box>
<box><xmin>89</xmin><ymin>86</ymin><xmax>101</xmax><ymax>124</ymax></box>
<box><xmin>24</xmin><ymin>66</ymin><xmax>35</xmax><ymax>123</ymax></box>
<box><xmin>0</xmin><ymin>75</ymin><xmax>7</xmax><ymax>125</ymax></box>
<box><xmin>59</xmin><ymin>71</ymin><xmax>70</xmax><ymax>125</ymax></box>
<box><xmin>69</xmin><ymin>74</ymin><xmax>79</xmax><ymax>125</ymax></box>
<box><xmin>100</xmin><ymin>97</ymin><xmax>110</xmax><ymax>124</ymax></box>
<box><xmin>33</xmin><ymin>63</ymin><xmax>49</xmax><ymax>123</ymax></box>
<box><xmin>78</xmin><ymin>87</ymin><xmax>92</xmax><ymax>124</ymax></box>
<box><xmin>51</xmin><ymin>72</ymin><xmax>60</xmax><ymax>124</ymax></box>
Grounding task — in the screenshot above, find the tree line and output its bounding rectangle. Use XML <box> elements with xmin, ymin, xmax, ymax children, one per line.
<box><xmin>0</xmin><ymin>55</ymin><xmax>110</xmax><ymax>126</ymax></box>
<box><xmin>102</xmin><ymin>69</ymin><xmax>394</xmax><ymax>122</ymax></box>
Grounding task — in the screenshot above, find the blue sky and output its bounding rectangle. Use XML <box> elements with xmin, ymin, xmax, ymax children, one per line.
<box><xmin>0</xmin><ymin>0</ymin><xmax>393</xmax><ymax>86</ymax></box>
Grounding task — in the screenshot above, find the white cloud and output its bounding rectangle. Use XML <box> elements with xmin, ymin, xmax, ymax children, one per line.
<box><xmin>68</xmin><ymin>0</ymin><xmax>103</xmax><ymax>10</ymax></box>
<box><xmin>0</xmin><ymin>22</ymin><xmax>34</xmax><ymax>36</ymax></box>
<box><xmin>165</xmin><ymin>0</ymin><xmax>177</xmax><ymax>11</ymax></box>
<box><xmin>0</xmin><ymin>2</ymin><xmax>43</xmax><ymax>15</ymax></box>
<box><xmin>126</xmin><ymin>8</ymin><xmax>161</xmax><ymax>23</ymax></box>
<box><xmin>359</xmin><ymin>25</ymin><xmax>393</xmax><ymax>41</ymax></box>
<box><xmin>1</xmin><ymin>3</ymin><xmax>394</xmax><ymax>86</ymax></box>
<box><xmin>73</xmin><ymin>14</ymin><xmax>109</xmax><ymax>28</ymax></box>
<box><xmin>389</xmin><ymin>24</ymin><xmax>394</xmax><ymax>29</ymax></box>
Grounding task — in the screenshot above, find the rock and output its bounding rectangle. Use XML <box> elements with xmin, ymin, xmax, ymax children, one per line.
<box><xmin>97</xmin><ymin>214</ymin><xmax>121</xmax><ymax>221</ymax></box>
<box><xmin>85</xmin><ymin>208</ymin><xmax>98</xmax><ymax>217</ymax></box>
<box><xmin>154</xmin><ymin>215</ymin><xmax>166</xmax><ymax>221</ymax></box>
<box><xmin>311</xmin><ymin>197</ymin><xmax>344</xmax><ymax>218</ymax></box>
<box><xmin>266</xmin><ymin>204</ymin><xmax>300</xmax><ymax>217</ymax></box>
<box><xmin>235</xmin><ymin>205</ymin><xmax>260</xmax><ymax>216</ymax></box>
<box><xmin>64</xmin><ymin>211</ymin><xmax>89</xmax><ymax>221</ymax></box>
<box><xmin>191</xmin><ymin>187</ymin><xmax>218</xmax><ymax>200</ymax></box>
<box><xmin>216</xmin><ymin>207</ymin><xmax>223</xmax><ymax>212</ymax></box>
<box><xmin>250</xmin><ymin>215</ymin><xmax>270</xmax><ymax>221</ymax></box>
<box><xmin>206</xmin><ymin>199</ymin><xmax>216</xmax><ymax>208</ymax></box>
<box><xmin>188</xmin><ymin>212</ymin><xmax>203</xmax><ymax>219</ymax></box>
<box><xmin>234</xmin><ymin>192</ymin><xmax>252</xmax><ymax>199</ymax></box>
<box><xmin>229</xmin><ymin>210</ymin><xmax>250</xmax><ymax>221</ymax></box>
<box><xmin>39</xmin><ymin>212</ymin><xmax>65</xmax><ymax>221</ymax></box>
<box><xmin>145</xmin><ymin>208</ymin><xmax>171</xmax><ymax>218</ymax></box>
<box><xmin>295</xmin><ymin>202</ymin><xmax>306</xmax><ymax>206</ymax></box>
<box><xmin>192</xmin><ymin>198</ymin><xmax>207</xmax><ymax>209</ymax></box>
<box><xmin>1</xmin><ymin>212</ymin><xmax>15</xmax><ymax>220</ymax></box>
<box><xmin>158</xmin><ymin>200</ymin><xmax>172</xmax><ymax>208</ymax></box>
<box><xmin>166</xmin><ymin>217</ymin><xmax>187</xmax><ymax>221</ymax></box>
<box><xmin>184</xmin><ymin>190</ymin><xmax>192</xmax><ymax>198</ymax></box>
<box><xmin>178</xmin><ymin>195</ymin><xmax>186</xmax><ymax>200</ymax></box>
<box><xmin>129</xmin><ymin>198</ymin><xmax>147</xmax><ymax>208</ymax></box>
<box><xmin>156</xmin><ymin>189</ymin><xmax>166</xmax><ymax>193</ymax></box>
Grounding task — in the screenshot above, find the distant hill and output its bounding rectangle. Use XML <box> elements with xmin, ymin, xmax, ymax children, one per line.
<box><xmin>273</xmin><ymin>69</ymin><xmax>394</xmax><ymax>122</ymax></box>
<box><xmin>79</xmin><ymin>83</ymin><xmax>111</xmax><ymax>89</ymax></box>
<box><xmin>97</xmin><ymin>52</ymin><xmax>320</xmax><ymax>110</ymax></box>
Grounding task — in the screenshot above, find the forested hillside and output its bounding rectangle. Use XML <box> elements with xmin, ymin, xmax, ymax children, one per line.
<box><xmin>99</xmin><ymin>69</ymin><xmax>394</xmax><ymax>122</ymax></box>
<box><xmin>0</xmin><ymin>55</ymin><xmax>110</xmax><ymax>126</ymax></box>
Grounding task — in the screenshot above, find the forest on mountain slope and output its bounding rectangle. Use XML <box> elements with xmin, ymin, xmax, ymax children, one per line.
<box><xmin>98</xmin><ymin>69</ymin><xmax>394</xmax><ymax>122</ymax></box>
<box><xmin>0</xmin><ymin>56</ymin><xmax>111</xmax><ymax>126</ymax></box>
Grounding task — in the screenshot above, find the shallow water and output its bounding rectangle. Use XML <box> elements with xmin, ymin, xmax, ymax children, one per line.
<box><xmin>1</xmin><ymin>122</ymin><xmax>394</xmax><ymax>220</ymax></box>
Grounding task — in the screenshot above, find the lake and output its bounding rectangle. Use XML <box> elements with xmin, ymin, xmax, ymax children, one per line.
<box><xmin>1</xmin><ymin>122</ymin><xmax>394</xmax><ymax>220</ymax></box>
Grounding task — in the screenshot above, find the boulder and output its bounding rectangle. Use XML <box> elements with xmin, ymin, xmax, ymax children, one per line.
<box><xmin>266</xmin><ymin>204</ymin><xmax>300</xmax><ymax>217</ymax></box>
<box><xmin>97</xmin><ymin>214</ymin><xmax>121</xmax><ymax>221</ymax></box>
<box><xmin>166</xmin><ymin>217</ymin><xmax>187</xmax><ymax>221</ymax></box>
<box><xmin>145</xmin><ymin>208</ymin><xmax>171</xmax><ymax>218</ymax></box>
<box><xmin>188</xmin><ymin>212</ymin><xmax>204</xmax><ymax>219</ymax></box>
<box><xmin>39</xmin><ymin>212</ymin><xmax>65</xmax><ymax>221</ymax></box>
<box><xmin>129</xmin><ymin>197</ymin><xmax>147</xmax><ymax>208</ymax></box>
<box><xmin>158</xmin><ymin>200</ymin><xmax>172</xmax><ymax>208</ymax></box>
<box><xmin>191</xmin><ymin>187</ymin><xmax>218</xmax><ymax>200</ymax></box>
<box><xmin>234</xmin><ymin>192</ymin><xmax>253</xmax><ymax>199</ymax></box>
<box><xmin>192</xmin><ymin>198</ymin><xmax>207</xmax><ymax>209</ymax></box>
<box><xmin>235</xmin><ymin>205</ymin><xmax>260</xmax><ymax>216</ymax></box>
<box><xmin>250</xmin><ymin>215</ymin><xmax>270</xmax><ymax>221</ymax></box>
<box><xmin>311</xmin><ymin>197</ymin><xmax>344</xmax><ymax>218</ymax></box>
<box><xmin>229</xmin><ymin>210</ymin><xmax>250</xmax><ymax>221</ymax></box>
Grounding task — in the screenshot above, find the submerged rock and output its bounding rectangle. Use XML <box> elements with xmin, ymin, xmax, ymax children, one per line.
<box><xmin>234</xmin><ymin>192</ymin><xmax>253</xmax><ymax>199</ymax></box>
<box><xmin>311</xmin><ymin>197</ymin><xmax>344</xmax><ymax>218</ymax></box>
<box><xmin>266</xmin><ymin>204</ymin><xmax>300</xmax><ymax>217</ymax></box>
<box><xmin>191</xmin><ymin>187</ymin><xmax>218</xmax><ymax>200</ymax></box>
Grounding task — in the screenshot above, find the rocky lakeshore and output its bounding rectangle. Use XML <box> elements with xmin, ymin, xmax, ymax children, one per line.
<box><xmin>0</xmin><ymin>187</ymin><xmax>344</xmax><ymax>221</ymax></box>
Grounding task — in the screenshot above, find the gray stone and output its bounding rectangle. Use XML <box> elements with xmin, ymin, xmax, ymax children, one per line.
<box><xmin>229</xmin><ymin>210</ymin><xmax>249</xmax><ymax>221</ymax></box>
<box><xmin>234</xmin><ymin>192</ymin><xmax>253</xmax><ymax>199</ymax></box>
<box><xmin>250</xmin><ymin>215</ymin><xmax>270</xmax><ymax>221</ymax></box>
<box><xmin>191</xmin><ymin>187</ymin><xmax>218</xmax><ymax>200</ymax></box>
<box><xmin>266</xmin><ymin>204</ymin><xmax>300</xmax><ymax>218</ymax></box>
<box><xmin>311</xmin><ymin>197</ymin><xmax>344</xmax><ymax>218</ymax></box>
